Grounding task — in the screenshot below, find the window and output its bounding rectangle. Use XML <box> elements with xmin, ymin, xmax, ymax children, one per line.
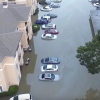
<box><xmin>18</xmin><ymin>75</ymin><xmax>21</xmax><ymax>81</ymax></box>
<box><xmin>16</xmin><ymin>64</ymin><xmax>19</xmax><ymax>70</ymax></box>
<box><xmin>0</xmin><ymin>86</ymin><xmax>3</xmax><ymax>93</ymax></box>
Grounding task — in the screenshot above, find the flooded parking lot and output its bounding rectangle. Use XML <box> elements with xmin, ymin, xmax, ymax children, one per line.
<box><xmin>26</xmin><ymin>0</ymin><xmax>100</xmax><ymax>100</ymax></box>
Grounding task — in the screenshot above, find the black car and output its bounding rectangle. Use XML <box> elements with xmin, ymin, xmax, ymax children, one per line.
<box><xmin>39</xmin><ymin>1</ymin><xmax>51</xmax><ymax>5</ymax></box>
<box><xmin>41</xmin><ymin>57</ymin><xmax>60</xmax><ymax>64</ymax></box>
<box><xmin>44</xmin><ymin>13</ymin><xmax>57</xmax><ymax>18</ymax></box>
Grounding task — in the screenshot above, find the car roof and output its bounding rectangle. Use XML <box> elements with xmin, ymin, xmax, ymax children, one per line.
<box><xmin>45</xmin><ymin>6</ymin><xmax>50</xmax><ymax>8</ymax></box>
<box><xmin>45</xmin><ymin>34</ymin><xmax>52</xmax><ymax>36</ymax></box>
<box><xmin>45</xmin><ymin>73</ymin><xmax>51</xmax><ymax>78</ymax></box>
<box><xmin>18</xmin><ymin>94</ymin><xmax>31</xmax><ymax>100</ymax></box>
<box><xmin>47</xmin><ymin>65</ymin><xmax>53</xmax><ymax>69</ymax></box>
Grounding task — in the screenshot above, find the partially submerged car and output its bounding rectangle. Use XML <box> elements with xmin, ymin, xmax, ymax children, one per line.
<box><xmin>41</xmin><ymin>64</ymin><xmax>58</xmax><ymax>72</ymax></box>
<box><xmin>41</xmin><ymin>24</ymin><xmax>56</xmax><ymax>29</ymax></box>
<box><xmin>45</xmin><ymin>29</ymin><xmax>59</xmax><ymax>34</ymax></box>
<box><xmin>93</xmin><ymin>2</ymin><xmax>100</xmax><ymax>7</ymax></box>
<box><xmin>9</xmin><ymin>93</ymin><xmax>32</xmax><ymax>100</ymax></box>
<box><xmin>41</xmin><ymin>57</ymin><xmax>60</xmax><ymax>64</ymax></box>
<box><xmin>40</xmin><ymin>6</ymin><xmax>52</xmax><ymax>11</ymax></box>
<box><xmin>50</xmin><ymin>4</ymin><xmax>60</xmax><ymax>8</ymax></box>
<box><xmin>41</xmin><ymin>34</ymin><xmax>57</xmax><ymax>39</ymax></box>
<box><xmin>35</xmin><ymin>19</ymin><xmax>48</xmax><ymax>24</ymax></box>
<box><xmin>39</xmin><ymin>73</ymin><xmax>59</xmax><ymax>81</ymax></box>
<box><xmin>39</xmin><ymin>0</ymin><xmax>51</xmax><ymax>5</ymax></box>
<box><xmin>51</xmin><ymin>0</ymin><xmax>62</xmax><ymax>3</ymax></box>
<box><xmin>44</xmin><ymin>13</ymin><xmax>57</xmax><ymax>18</ymax></box>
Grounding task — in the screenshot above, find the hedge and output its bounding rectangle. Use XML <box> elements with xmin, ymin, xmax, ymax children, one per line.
<box><xmin>33</xmin><ymin>8</ymin><xmax>39</xmax><ymax>15</ymax></box>
<box><xmin>0</xmin><ymin>85</ymin><xmax>18</xmax><ymax>97</ymax></box>
<box><xmin>32</xmin><ymin>24</ymin><xmax>40</xmax><ymax>33</ymax></box>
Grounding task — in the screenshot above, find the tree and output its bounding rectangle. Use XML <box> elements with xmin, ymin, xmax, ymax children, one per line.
<box><xmin>76</xmin><ymin>31</ymin><xmax>100</xmax><ymax>74</ymax></box>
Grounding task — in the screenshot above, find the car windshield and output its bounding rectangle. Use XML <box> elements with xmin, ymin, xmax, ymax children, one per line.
<box><xmin>45</xmin><ymin>58</ymin><xmax>49</xmax><ymax>62</ymax></box>
<box><xmin>14</xmin><ymin>96</ymin><xmax>18</xmax><ymax>100</ymax></box>
<box><xmin>53</xmin><ymin>65</ymin><xmax>56</xmax><ymax>69</ymax></box>
<box><xmin>51</xmin><ymin>34</ymin><xmax>54</xmax><ymax>37</ymax></box>
<box><xmin>43</xmin><ymin>65</ymin><xmax>47</xmax><ymax>70</ymax></box>
<box><xmin>43</xmin><ymin>34</ymin><xmax>46</xmax><ymax>37</ymax></box>
<box><xmin>51</xmin><ymin>74</ymin><xmax>55</xmax><ymax>79</ymax></box>
<box><xmin>42</xmin><ymin>74</ymin><xmax>45</xmax><ymax>78</ymax></box>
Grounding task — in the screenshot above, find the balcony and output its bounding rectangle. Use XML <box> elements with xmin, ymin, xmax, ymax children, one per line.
<box><xmin>8</xmin><ymin>0</ymin><xmax>16</xmax><ymax>4</ymax></box>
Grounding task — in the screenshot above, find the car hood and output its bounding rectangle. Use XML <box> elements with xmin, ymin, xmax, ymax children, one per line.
<box><xmin>9</xmin><ymin>97</ymin><xmax>14</xmax><ymax>100</ymax></box>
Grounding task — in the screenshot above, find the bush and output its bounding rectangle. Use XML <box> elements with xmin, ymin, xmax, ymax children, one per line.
<box><xmin>0</xmin><ymin>85</ymin><xmax>18</xmax><ymax>97</ymax></box>
<box><xmin>32</xmin><ymin>24</ymin><xmax>40</xmax><ymax>33</ymax></box>
<box><xmin>33</xmin><ymin>8</ymin><xmax>39</xmax><ymax>15</ymax></box>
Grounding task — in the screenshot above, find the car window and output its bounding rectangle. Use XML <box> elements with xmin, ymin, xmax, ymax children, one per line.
<box><xmin>45</xmin><ymin>58</ymin><xmax>49</xmax><ymax>62</ymax></box>
<box><xmin>43</xmin><ymin>34</ymin><xmax>46</xmax><ymax>37</ymax></box>
<box><xmin>47</xmin><ymin>68</ymin><xmax>52</xmax><ymax>70</ymax></box>
<box><xmin>14</xmin><ymin>96</ymin><xmax>18</xmax><ymax>100</ymax></box>
<box><xmin>53</xmin><ymin>65</ymin><xmax>56</xmax><ymax>69</ymax></box>
<box><xmin>42</xmin><ymin>74</ymin><xmax>45</xmax><ymax>78</ymax></box>
<box><xmin>43</xmin><ymin>65</ymin><xmax>47</xmax><ymax>70</ymax></box>
<box><xmin>51</xmin><ymin>74</ymin><xmax>55</xmax><ymax>79</ymax></box>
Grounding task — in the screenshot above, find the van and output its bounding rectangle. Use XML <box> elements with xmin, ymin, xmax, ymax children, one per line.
<box><xmin>9</xmin><ymin>93</ymin><xmax>32</xmax><ymax>100</ymax></box>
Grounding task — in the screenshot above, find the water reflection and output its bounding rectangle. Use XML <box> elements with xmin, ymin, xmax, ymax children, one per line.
<box><xmin>76</xmin><ymin>88</ymin><xmax>100</xmax><ymax>100</ymax></box>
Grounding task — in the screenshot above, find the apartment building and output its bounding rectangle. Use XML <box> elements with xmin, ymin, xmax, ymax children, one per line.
<box><xmin>90</xmin><ymin>10</ymin><xmax>100</xmax><ymax>35</ymax></box>
<box><xmin>0</xmin><ymin>2</ymin><xmax>35</xmax><ymax>92</ymax></box>
<box><xmin>0</xmin><ymin>0</ymin><xmax>37</xmax><ymax>15</ymax></box>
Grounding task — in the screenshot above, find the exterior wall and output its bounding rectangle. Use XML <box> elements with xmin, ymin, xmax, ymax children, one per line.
<box><xmin>16</xmin><ymin>0</ymin><xmax>26</xmax><ymax>4</ymax></box>
<box><xmin>0</xmin><ymin>42</ymin><xmax>23</xmax><ymax>91</ymax></box>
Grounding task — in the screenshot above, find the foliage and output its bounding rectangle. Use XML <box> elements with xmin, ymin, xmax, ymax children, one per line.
<box><xmin>0</xmin><ymin>85</ymin><xmax>18</xmax><ymax>97</ymax></box>
<box><xmin>32</xmin><ymin>24</ymin><xmax>40</xmax><ymax>33</ymax></box>
<box><xmin>33</xmin><ymin>8</ymin><xmax>39</xmax><ymax>15</ymax></box>
<box><xmin>76</xmin><ymin>30</ymin><xmax>100</xmax><ymax>74</ymax></box>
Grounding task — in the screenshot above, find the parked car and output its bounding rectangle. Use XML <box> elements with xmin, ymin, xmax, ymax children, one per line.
<box><xmin>39</xmin><ymin>73</ymin><xmax>59</xmax><ymax>81</ymax></box>
<box><xmin>41</xmin><ymin>34</ymin><xmax>57</xmax><ymax>39</ymax></box>
<box><xmin>50</xmin><ymin>4</ymin><xmax>60</xmax><ymax>8</ymax></box>
<box><xmin>40</xmin><ymin>6</ymin><xmax>52</xmax><ymax>11</ymax></box>
<box><xmin>41</xmin><ymin>64</ymin><xmax>58</xmax><ymax>72</ymax></box>
<box><xmin>39</xmin><ymin>16</ymin><xmax>51</xmax><ymax>22</ymax></box>
<box><xmin>88</xmin><ymin>0</ymin><xmax>99</xmax><ymax>3</ymax></box>
<box><xmin>44</xmin><ymin>13</ymin><xmax>57</xmax><ymax>18</ymax></box>
<box><xmin>51</xmin><ymin>0</ymin><xmax>62</xmax><ymax>3</ymax></box>
<box><xmin>9</xmin><ymin>93</ymin><xmax>32</xmax><ymax>100</ymax></box>
<box><xmin>41</xmin><ymin>24</ymin><xmax>56</xmax><ymax>29</ymax></box>
<box><xmin>45</xmin><ymin>29</ymin><xmax>59</xmax><ymax>34</ymax></box>
<box><xmin>93</xmin><ymin>3</ymin><xmax>100</xmax><ymax>7</ymax></box>
<box><xmin>39</xmin><ymin>0</ymin><xmax>51</xmax><ymax>5</ymax></box>
<box><xmin>41</xmin><ymin>57</ymin><xmax>60</xmax><ymax>64</ymax></box>
<box><xmin>35</xmin><ymin>19</ymin><xmax>48</xmax><ymax>24</ymax></box>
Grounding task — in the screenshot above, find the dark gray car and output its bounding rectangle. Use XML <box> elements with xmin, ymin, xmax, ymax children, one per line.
<box><xmin>50</xmin><ymin>4</ymin><xmax>60</xmax><ymax>8</ymax></box>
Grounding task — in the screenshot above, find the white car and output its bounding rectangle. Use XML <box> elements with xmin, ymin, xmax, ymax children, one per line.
<box><xmin>9</xmin><ymin>93</ymin><xmax>32</xmax><ymax>100</ymax></box>
<box><xmin>40</xmin><ymin>6</ymin><xmax>52</xmax><ymax>11</ymax></box>
<box><xmin>51</xmin><ymin>0</ymin><xmax>62</xmax><ymax>3</ymax></box>
<box><xmin>93</xmin><ymin>3</ymin><xmax>100</xmax><ymax>7</ymax></box>
<box><xmin>41</xmin><ymin>24</ymin><xmax>56</xmax><ymax>29</ymax></box>
<box><xmin>39</xmin><ymin>16</ymin><xmax>51</xmax><ymax>22</ymax></box>
<box><xmin>41</xmin><ymin>34</ymin><xmax>57</xmax><ymax>39</ymax></box>
<box><xmin>41</xmin><ymin>64</ymin><xmax>58</xmax><ymax>72</ymax></box>
<box><xmin>39</xmin><ymin>73</ymin><xmax>59</xmax><ymax>81</ymax></box>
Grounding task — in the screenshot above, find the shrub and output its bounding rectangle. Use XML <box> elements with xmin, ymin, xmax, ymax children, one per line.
<box><xmin>0</xmin><ymin>85</ymin><xmax>18</xmax><ymax>97</ymax></box>
<box><xmin>33</xmin><ymin>8</ymin><xmax>39</xmax><ymax>15</ymax></box>
<box><xmin>32</xmin><ymin>24</ymin><xmax>40</xmax><ymax>33</ymax></box>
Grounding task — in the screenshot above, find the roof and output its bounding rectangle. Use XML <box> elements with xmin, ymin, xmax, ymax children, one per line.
<box><xmin>0</xmin><ymin>4</ymin><xmax>31</xmax><ymax>34</ymax></box>
<box><xmin>45</xmin><ymin>73</ymin><xmax>51</xmax><ymax>78</ymax></box>
<box><xmin>90</xmin><ymin>10</ymin><xmax>100</xmax><ymax>35</ymax></box>
<box><xmin>0</xmin><ymin>32</ymin><xmax>22</xmax><ymax>62</ymax></box>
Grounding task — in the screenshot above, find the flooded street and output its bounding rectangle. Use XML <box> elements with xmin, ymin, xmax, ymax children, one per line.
<box><xmin>28</xmin><ymin>0</ymin><xmax>100</xmax><ymax>100</ymax></box>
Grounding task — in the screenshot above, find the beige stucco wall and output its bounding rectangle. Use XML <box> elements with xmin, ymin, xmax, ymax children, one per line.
<box><xmin>0</xmin><ymin>42</ymin><xmax>23</xmax><ymax>91</ymax></box>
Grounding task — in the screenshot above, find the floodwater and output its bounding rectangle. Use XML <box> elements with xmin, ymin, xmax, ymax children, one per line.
<box><xmin>27</xmin><ymin>0</ymin><xmax>100</xmax><ymax>100</ymax></box>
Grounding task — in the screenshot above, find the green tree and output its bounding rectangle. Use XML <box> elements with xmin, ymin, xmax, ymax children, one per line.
<box><xmin>76</xmin><ymin>31</ymin><xmax>100</xmax><ymax>74</ymax></box>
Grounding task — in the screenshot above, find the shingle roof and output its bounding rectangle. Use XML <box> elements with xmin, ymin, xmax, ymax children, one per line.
<box><xmin>0</xmin><ymin>32</ymin><xmax>22</xmax><ymax>62</ymax></box>
<box><xmin>90</xmin><ymin>10</ymin><xmax>100</xmax><ymax>35</ymax></box>
<box><xmin>0</xmin><ymin>4</ymin><xmax>31</xmax><ymax>34</ymax></box>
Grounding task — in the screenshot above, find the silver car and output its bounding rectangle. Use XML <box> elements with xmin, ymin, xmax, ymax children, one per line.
<box><xmin>41</xmin><ymin>64</ymin><xmax>58</xmax><ymax>72</ymax></box>
<box><xmin>41</xmin><ymin>34</ymin><xmax>57</xmax><ymax>39</ymax></box>
<box><xmin>39</xmin><ymin>73</ymin><xmax>59</xmax><ymax>81</ymax></box>
<box><xmin>41</xmin><ymin>24</ymin><xmax>56</xmax><ymax>29</ymax></box>
<box><xmin>51</xmin><ymin>0</ymin><xmax>62</xmax><ymax>3</ymax></box>
<box><xmin>40</xmin><ymin>6</ymin><xmax>52</xmax><ymax>11</ymax></box>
